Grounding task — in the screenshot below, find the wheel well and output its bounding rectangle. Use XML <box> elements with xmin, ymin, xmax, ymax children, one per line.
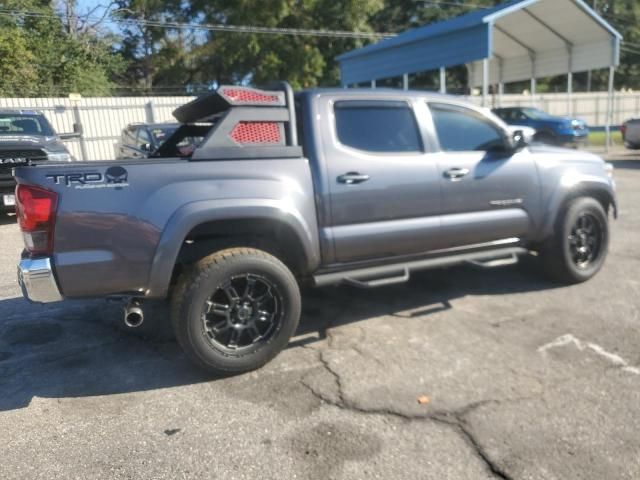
<box><xmin>172</xmin><ymin>218</ymin><xmax>308</xmax><ymax>283</ymax></box>
<box><xmin>565</xmin><ymin>188</ymin><xmax>612</xmax><ymax>216</ymax></box>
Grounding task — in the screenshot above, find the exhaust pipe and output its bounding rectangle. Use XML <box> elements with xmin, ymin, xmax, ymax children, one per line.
<box><xmin>124</xmin><ymin>299</ymin><xmax>144</xmax><ymax>328</ymax></box>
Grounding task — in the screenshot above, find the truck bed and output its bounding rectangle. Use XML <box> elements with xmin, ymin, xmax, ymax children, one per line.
<box><xmin>15</xmin><ymin>156</ymin><xmax>319</xmax><ymax>298</ymax></box>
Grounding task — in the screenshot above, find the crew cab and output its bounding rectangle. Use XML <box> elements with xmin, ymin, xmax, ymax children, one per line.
<box><xmin>14</xmin><ymin>83</ymin><xmax>616</xmax><ymax>375</ymax></box>
<box><xmin>0</xmin><ymin>110</ymin><xmax>73</xmax><ymax>212</ymax></box>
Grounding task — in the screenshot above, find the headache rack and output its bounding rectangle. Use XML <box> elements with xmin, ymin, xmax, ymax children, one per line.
<box><xmin>155</xmin><ymin>82</ymin><xmax>301</xmax><ymax>161</ymax></box>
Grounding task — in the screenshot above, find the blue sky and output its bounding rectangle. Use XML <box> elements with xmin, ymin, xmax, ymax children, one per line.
<box><xmin>75</xmin><ymin>0</ymin><xmax>118</xmax><ymax>32</ymax></box>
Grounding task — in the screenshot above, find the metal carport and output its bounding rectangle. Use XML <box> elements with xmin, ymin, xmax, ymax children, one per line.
<box><xmin>337</xmin><ymin>0</ymin><xmax>622</xmax><ymax>145</ymax></box>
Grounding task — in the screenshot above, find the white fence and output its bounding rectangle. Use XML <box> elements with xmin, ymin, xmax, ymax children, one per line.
<box><xmin>469</xmin><ymin>91</ymin><xmax>636</xmax><ymax>127</ymax></box>
<box><xmin>0</xmin><ymin>90</ymin><xmax>638</xmax><ymax>161</ymax></box>
<box><xmin>0</xmin><ymin>96</ymin><xmax>193</xmax><ymax>161</ymax></box>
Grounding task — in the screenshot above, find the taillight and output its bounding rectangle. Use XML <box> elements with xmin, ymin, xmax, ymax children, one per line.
<box><xmin>15</xmin><ymin>184</ymin><xmax>58</xmax><ymax>255</ymax></box>
<box><xmin>621</xmin><ymin>124</ymin><xmax>627</xmax><ymax>137</ymax></box>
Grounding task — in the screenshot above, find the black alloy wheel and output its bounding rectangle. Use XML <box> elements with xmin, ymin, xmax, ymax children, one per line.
<box><xmin>202</xmin><ymin>273</ymin><xmax>283</xmax><ymax>352</ymax></box>
<box><xmin>567</xmin><ymin>213</ymin><xmax>603</xmax><ymax>269</ymax></box>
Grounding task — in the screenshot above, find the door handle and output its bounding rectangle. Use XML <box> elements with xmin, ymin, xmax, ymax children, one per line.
<box><xmin>337</xmin><ymin>172</ymin><xmax>370</xmax><ymax>185</ymax></box>
<box><xmin>444</xmin><ymin>167</ymin><xmax>470</xmax><ymax>181</ymax></box>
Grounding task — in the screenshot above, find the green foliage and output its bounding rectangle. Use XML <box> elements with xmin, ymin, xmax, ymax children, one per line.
<box><xmin>2</xmin><ymin>0</ymin><xmax>640</xmax><ymax>96</ymax></box>
<box><xmin>0</xmin><ymin>0</ymin><xmax>125</xmax><ymax>96</ymax></box>
<box><xmin>0</xmin><ymin>28</ymin><xmax>38</xmax><ymax>96</ymax></box>
<box><xmin>203</xmin><ymin>0</ymin><xmax>384</xmax><ymax>88</ymax></box>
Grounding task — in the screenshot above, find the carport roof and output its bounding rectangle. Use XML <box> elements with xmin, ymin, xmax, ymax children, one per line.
<box><xmin>337</xmin><ymin>0</ymin><xmax>622</xmax><ymax>87</ymax></box>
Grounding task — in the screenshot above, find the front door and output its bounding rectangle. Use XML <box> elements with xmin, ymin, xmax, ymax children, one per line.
<box><xmin>427</xmin><ymin>102</ymin><xmax>540</xmax><ymax>248</ymax></box>
<box><xmin>321</xmin><ymin>98</ymin><xmax>442</xmax><ymax>264</ymax></box>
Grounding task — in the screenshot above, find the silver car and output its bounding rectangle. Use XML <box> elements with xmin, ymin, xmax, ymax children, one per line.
<box><xmin>622</xmin><ymin>118</ymin><xmax>640</xmax><ymax>149</ymax></box>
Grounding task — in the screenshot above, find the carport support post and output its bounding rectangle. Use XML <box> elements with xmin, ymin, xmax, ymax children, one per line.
<box><xmin>530</xmin><ymin>78</ymin><xmax>537</xmax><ymax>107</ymax></box>
<box><xmin>482</xmin><ymin>59</ymin><xmax>489</xmax><ymax>107</ymax></box>
<box><xmin>567</xmin><ymin>72</ymin><xmax>573</xmax><ymax>117</ymax></box>
<box><xmin>403</xmin><ymin>73</ymin><xmax>409</xmax><ymax>90</ymax></box>
<box><xmin>606</xmin><ymin>66</ymin><xmax>615</xmax><ymax>152</ymax></box>
<box><xmin>497</xmin><ymin>57</ymin><xmax>504</xmax><ymax>107</ymax></box>
<box><xmin>439</xmin><ymin>67</ymin><xmax>446</xmax><ymax>94</ymax></box>
<box><xmin>371</xmin><ymin>79</ymin><xmax>376</xmax><ymax>89</ymax></box>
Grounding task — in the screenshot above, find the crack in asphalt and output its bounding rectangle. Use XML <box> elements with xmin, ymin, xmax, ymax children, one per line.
<box><xmin>300</xmin><ymin>346</ymin><xmax>520</xmax><ymax>480</ymax></box>
<box><xmin>301</xmin><ymin>293</ymin><xmax>523</xmax><ymax>478</ymax></box>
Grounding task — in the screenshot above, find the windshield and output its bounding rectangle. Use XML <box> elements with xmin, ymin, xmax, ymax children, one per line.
<box><xmin>150</xmin><ymin>126</ymin><xmax>178</xmax><ymax>146</ymax></box>
<box><xmin>0</xmin><ymin>114</ymin><xmax>54</xmax><ymax>136</ymax></box>
<box><xmin>520</xmin><ymin>108</ymin><xmax>552</xmax><ymax>120</ymax></box>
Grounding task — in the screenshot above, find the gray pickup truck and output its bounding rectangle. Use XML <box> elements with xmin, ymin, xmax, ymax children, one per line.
<box><xmin>14</xmin><ymin>83</ymin><xmax>616</xmax><ymax>375</ymax></box>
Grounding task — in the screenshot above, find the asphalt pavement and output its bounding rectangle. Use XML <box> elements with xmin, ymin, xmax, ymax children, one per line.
<box><xmin>0</xmin><ymin>149</ymin><xmax>639</xmax><ymax>479</ymax></box>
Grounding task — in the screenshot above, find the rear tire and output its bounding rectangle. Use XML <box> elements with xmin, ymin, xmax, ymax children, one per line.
<box><xmin>540</xmin><ymin>197</ymin><xmax>609</xmax><ymax>284</ymax></box>
<box><xmin>171</xmin><ymin>248</ymin><xmax>301</xmax><ymax>375</ymax></box>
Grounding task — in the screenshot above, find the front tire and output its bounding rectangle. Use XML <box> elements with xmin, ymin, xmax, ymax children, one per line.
<box><xmin>541</xmin><ymin>197</ymin><xmax>609</xmax><ymax>284</ymax></box>
<box><xmin>171</xmin><ymin>248</ymin><xmax>301</xmax><ymax>375</ymax></box>
<box><xmin>535</xmin><ymin>131</ymin><xmax>556</xmax><ymax>145</ymax></box>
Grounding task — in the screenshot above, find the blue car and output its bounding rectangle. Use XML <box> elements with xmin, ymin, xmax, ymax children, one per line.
<box><xmin>493</xmin><ymin>107</ymin><xmax>589</xmax><ymax>147</ymax></box>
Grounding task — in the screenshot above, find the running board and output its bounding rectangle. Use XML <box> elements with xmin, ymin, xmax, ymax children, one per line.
<box><xmin>466</xmin><ymin>253</ymin><xmax>519</xmax><ymax>268</ymax></box>
<box><xmin>313</xmin><ymin>247</ymin><xmax>528</xmax><ymax>288</ymax></box>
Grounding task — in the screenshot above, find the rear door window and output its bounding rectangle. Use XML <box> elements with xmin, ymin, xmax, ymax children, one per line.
<box><xmin>334</xmin><ymin>101</ymin><xmax>422</xmax><ymax>153</ymax></box>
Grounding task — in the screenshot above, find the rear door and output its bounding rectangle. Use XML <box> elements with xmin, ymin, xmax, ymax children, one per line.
<box><xmin>426</xmin><ymin>102</ymin><xmax>540</xmax><ymax>248</ymax></box>
<box><xmin>320</xmin><ymin>97</ymin><xmax>442</xmax><ymax>264</ymax></box>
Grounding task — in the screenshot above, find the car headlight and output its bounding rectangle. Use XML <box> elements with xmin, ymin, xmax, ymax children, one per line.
<box><xmin>605</xmin><ymin>162</ymin><xmax>614</xmax><ymax>180</ymax></box>
<box><xmin>47</xmin><ymin>152</ymin><xmax>72</xmax><ymax>162</ymax></box>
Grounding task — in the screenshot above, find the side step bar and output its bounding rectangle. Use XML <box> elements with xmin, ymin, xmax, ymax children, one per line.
<box><xmin>313</xmin><ymin>247</ymin><xmax>528</xmax><ymax>288</ymax></box>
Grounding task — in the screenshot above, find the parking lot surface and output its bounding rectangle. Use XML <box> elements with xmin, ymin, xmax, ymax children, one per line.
<box><xmin>1</xmin><ymin>150</ymin><xmax>639</xmax><ymax>479</ymax></box>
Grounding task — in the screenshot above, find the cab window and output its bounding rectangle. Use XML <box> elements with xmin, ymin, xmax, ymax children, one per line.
<box><xmin>334</xmin><ymin>101</ymin><xmax>422</xmax><ymax>153</ymax></box>
<box><xmin>429</xmin><ymin>103</ymin><xmax>505</xmax><ymax>152</ymax></box>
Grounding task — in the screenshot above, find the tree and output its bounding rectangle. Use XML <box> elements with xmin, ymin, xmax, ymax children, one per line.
<box><xmin>188</xmin><ymin>0</ymin><xmax>384</xmax><ymax>89</ymax></box>
<box><xmin>0</xmin><ymin>28</ymin><xmax>38</xmax><ymax>97</ymax></box>
<box><xmin>0</xmin><ymin>0</ymin><xmax>125</xmax><ymax>96</ymax></box>
<box><xmin>113</xmin><ymin>0</ymin><xmax>203</xmax><ymax>94</ymax></box>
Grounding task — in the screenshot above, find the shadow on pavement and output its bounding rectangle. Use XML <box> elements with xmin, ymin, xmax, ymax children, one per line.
<box><xmin>0</xmin><ymin>263</ymin><xmax>558</xmax><ymax>411</ymax></box>
<box><xmin>608</xmin><ymin>158</ymin><xmax>640</xmax><ymax>170</ymax></box>
<box><xmin>0</xmin><ymin>212</ymin><xmax>17</xmax><ymax>226</ymax></box>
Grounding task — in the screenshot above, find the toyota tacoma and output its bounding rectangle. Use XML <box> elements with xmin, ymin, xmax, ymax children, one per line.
<box><xmin>14</xmin><ymin>83</ymin><xmax>616</xmax><ymax>375</ymax></box>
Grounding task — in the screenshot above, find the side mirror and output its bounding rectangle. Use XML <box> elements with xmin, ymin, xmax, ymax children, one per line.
<box><xmin>140</xmin><ymin>143</ymin><xmax>152</xmax><ymax>152</ymax></box>
<box><xmin>512</xmin><ymin>130</ymin><xmax>527</xmax><ymax>150</ymax></box>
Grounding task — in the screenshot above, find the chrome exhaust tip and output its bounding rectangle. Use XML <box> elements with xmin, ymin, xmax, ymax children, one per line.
<box><xmin>124</xmin><ymin>300</ymin><xmax>144</xmax><ymax>328</ymax></box>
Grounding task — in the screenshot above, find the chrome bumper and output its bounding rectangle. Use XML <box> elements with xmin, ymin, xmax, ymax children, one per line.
<box><xmin>17</xmin><ymin>257</ymin><xmax>63</xmax><ymax>303</ymax></box>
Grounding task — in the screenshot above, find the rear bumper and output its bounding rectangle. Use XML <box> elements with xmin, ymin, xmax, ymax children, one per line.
<box><xmin>0</xmin><ymin>176</ymin><xmax>15</xmax><ymax>210</ymax></box>
<box><xmin>17</xmin><ymin>257</ymin><xmax>63</xmax><ymax>303</ymax></box>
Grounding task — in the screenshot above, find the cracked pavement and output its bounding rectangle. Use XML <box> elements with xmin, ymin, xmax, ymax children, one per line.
<box><xmin>1</xmin><ymin>151</ymin><xmax>639</xmax><ymax>479</ymax></box>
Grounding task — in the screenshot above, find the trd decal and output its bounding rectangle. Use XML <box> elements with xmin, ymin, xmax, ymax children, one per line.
<box><xmin>46</xmin><ymin>167</ymin><xmax>129</xmax><ymax>189</ymax></box>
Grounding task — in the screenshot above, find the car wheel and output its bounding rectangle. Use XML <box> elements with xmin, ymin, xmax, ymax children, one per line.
<box><xmin>541</xmin><ymin>197</ymin><xmax>609</xmax><ymax>284</ymax></box>
<box><xmin>171</xmin><ymin>247</ymin><xmax>301</xmax><ymax>375</ymax></box>
<box><xmin>535</xmin><ymin>131</ymin><xmax>556</xmax><ymax>145</ymax></box>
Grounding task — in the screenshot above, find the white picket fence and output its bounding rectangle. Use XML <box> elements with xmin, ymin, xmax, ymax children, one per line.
<box><xmin>0</xmin><ymin>90</ymin><xmax>637</xmax><ymax>161</ymax></box>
